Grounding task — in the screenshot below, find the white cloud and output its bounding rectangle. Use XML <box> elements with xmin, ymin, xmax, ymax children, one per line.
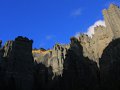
<box><xmin>86</xmin><ymin>20</ymin><xmax>106</xmax><ymax>37</ymax></box>
<box><xmin>74</xmin><ymin>20</ymin><xmax>106</xmax><ymax>38</ymax></box>
<box><xmin>71</xmin><ymin>8</ymin><xmax>81</xmax><ymax>17</ymax></box>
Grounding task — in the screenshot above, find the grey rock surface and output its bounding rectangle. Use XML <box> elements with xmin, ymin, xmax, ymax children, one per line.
<box><xmin>32</xmin><ymin>44</ymin><xmax>70</xmax><ymax>77</ymax></box>
<box><xmin>1</xmin><ymin>36</ymin><xmax>34</xmax><ymax>90</ymax></box>
<box><xmin>0</xmin><ymin>4</ymin><xmax>120</xmax><ymax>90</ymax></box>
<box><xmin>62</xmin><ymin>37</ymin><xmax>100</xmax><ymax>90</ymax></box>
<box><xmin>76</xmin><ymin>4</ymin><xmax>120</xmax><ymax>65</ymax></box>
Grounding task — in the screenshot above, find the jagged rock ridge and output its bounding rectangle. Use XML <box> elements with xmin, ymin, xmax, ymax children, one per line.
<box><xmin>0</xmin><ymin>3</ymin><xmax>120</xmax><ymax>90</ymax></box>
<box><xmin>32</xmin><ymin>44</ymin><xmax>70</xmax><ymax>76</ymax></box>
<box><xmin>0</xmin><ymin>36</ymin><xmax>34</xmax><ymax>90</ymax></box>
<box><xmin>77</xmin><ymin>4</ymin><xmax>120</xmax><ymax>65</ymax></box>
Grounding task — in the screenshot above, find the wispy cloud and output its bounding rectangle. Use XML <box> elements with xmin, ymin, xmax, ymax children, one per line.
<box><xmin>71</xmin><ymin>8</ymin><xmax>82</xmax><ymax>17</ymax></box>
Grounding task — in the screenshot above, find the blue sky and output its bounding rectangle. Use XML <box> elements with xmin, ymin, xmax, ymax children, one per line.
<box><xmin>0</xmin><ymin>0</ymin><xmax>119</xmax><ymax>49</ymax></box>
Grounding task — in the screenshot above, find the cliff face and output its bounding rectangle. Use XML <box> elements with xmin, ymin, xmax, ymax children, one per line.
<box><xmin>99</xmin><ymin>38</ymin><xmax>120</xmax><ymax>90</ymax></box>
<box><xmin>32</xmin><ymin>44</ymin><xmax>70</xmax><ymax>76</ymax></box>
<box><xmin>31</xmin><ymin>4</ymin><xmax>120</xmax><ymax>90</ymax></box>
<box><xmin>0</xmin><ymin>3</ymin><xmax>120</xmax><ymax>90</ymax></box>
<box><xmin>0</xmin><ymin>40</ymin><xmax>3</xmax><ymax>63</ymax></box>
<box><xmin>103</xmin><ymin>4</ymin><xmax>120</xmax><ymax>39</ymax></box>
<box><xmin>78</xmin><ymin>26</ymin><xmax>111</xmax><ymax>65</ymax></box>
<box><xmin>77</xmin><ymin>4</ymin><xmax>120</xmax><ymax>65</ymax></box>
<box><xmin>0</xmin><ymin>36</ymin><xmax>34</xmax><ymax>90</ymax></box>
<box><xmin>62</xmin><ymin>37</ymin><xmax>100</xmax><ymax>90</ymax></box>
<box><xmin>33</xmin><ymin>37</ymin><xmax>100</xmax><ymax>90</ymax></box>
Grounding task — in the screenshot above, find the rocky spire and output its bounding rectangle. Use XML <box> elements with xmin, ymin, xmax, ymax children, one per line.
<box><xmin>103</xmin><ymin>4</ymin><xmax>120</xmax><ymax>39</ymax></box>
<box><xmin>2</xmin><ymin>36</ymin><xmax>34</xmax><ymax>90</ymax></box>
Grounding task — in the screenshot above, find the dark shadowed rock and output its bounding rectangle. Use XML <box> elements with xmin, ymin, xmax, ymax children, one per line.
<box><xmin>0</xmin><ymin>4</ymin><xmax>120</xmax><ymax>90</ymax></box>
<box><xmin>32</xmin><ymin>43</ymin><xmax>70</xmax><ymax>77</ymax></box>
<box><xmin>0</xmin><ymin>40</ymin><xmax>2</xmax><ymax>48</ymax></box>
<box><xmin>2</xmin><ymin>36</ymin><xmax>34</xmax><ymax>90</ymax></box>
<box><xmin>62</xmin><ymin>37</ymin><xmax>100</xmax><ymax>90</ymax></box>
<box><xmin>40</xmin><ymin>48</ymin><xmax>46</xmax><ymax>51</ymax></box>
<box><xmin>100</xmin><ymin>38</ymin><xmax>120</xmax><ymax>90</ymax></box>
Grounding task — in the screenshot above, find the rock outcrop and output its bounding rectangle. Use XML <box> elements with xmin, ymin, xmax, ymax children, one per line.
<box><xmin>31</xmin><ymin>4</ymin><xmax>120</xmax><ymax>90</ymax></box>
<box><xmin>0</xmin><ymin>40</ymin><xmax>2</xmax><ymax>48</ymax></box>
<box><xmin>62</xmin><ymin>37</ymin><xmax>100</xmax><ymax>90</ymax></box>
<box><xmin>103</xmin><ymin>4</ymin><xmax>120</xmax><ymax>39</ymax></box>
<box><xmin>78</xmin><ymin>25</ymin><xmax>111</xmax><ymax>65</ymax></box>
<box><xmin>99</xmin><ymin>38</ymin><xmax>120</xmax><ymax>90</ymax></box>
<box><xmin>0</xmin><ymin>40</ymin><xmax>3</xmax><ymax>63</ymax></box>
<box><xmin>0</xmin><ymin>3</ymin><xmax>120</xmax><ymax>90</ymax></box>
<box><xmin>32</xmin><ymin>44</ymin><xmax>70</xmax><ymax>77</ymax></box>
<box><xmin>1</xmin><ymin>36</ymin><xmax>34</xmax><ymax>90</ymax></box>
<box><xmin>77</xmin><ymin>4</ymin><xmax>120</xmax><ymax>65</ymax></box>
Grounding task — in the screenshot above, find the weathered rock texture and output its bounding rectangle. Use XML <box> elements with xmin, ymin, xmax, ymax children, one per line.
<box><xmin>78</xmin><ymin>26</ymin><xmax>111</xmax><ymax>65</ymax></box>
<box><xmin>31</xmin><ymin>4</ymin><xmax>120</xmax><ymax>90</ymax></box>
<box><xmin>77</xmin><ymin>4</ymin><xmax>120</xmax><ymax>65</ymax></box>
<box><xmin>62</xmin><ymin>37</ymin><xmax>100</xmax><ymax>90</ymax></box>
<box><xmin>103</xmin><ymin>4</ymin><xmax>120</xmax><ymax>39</ymax></box>
<box><xmin>1</xmin><ymin>36</ymin><xmax>34</xmax><ymax>90</ymax></box>
<box><xmin>32</xmin><ymin>44</ymin><xmax>70</xmax><ymax>76</ymax></box>
<box><xmin>0</xmin><ymin>3</ymin><xmax>120</xmax><ymax>90</ymax></box>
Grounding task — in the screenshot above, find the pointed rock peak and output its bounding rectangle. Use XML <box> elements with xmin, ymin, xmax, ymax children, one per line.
<box><xmin>109</xmin><ymin>4</ymin><xmax>119</xmax><ymax>9</ymax></box>
<box><xmin>15</xmin><ymin>36</ymin><xmax>33</xmax><ymax>43</ymax></box>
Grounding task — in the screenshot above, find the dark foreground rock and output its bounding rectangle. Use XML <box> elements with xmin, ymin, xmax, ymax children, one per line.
<box><xmin>1</xmin><ymin>36</ymin><xmax>120</xmax><ymax>90</ymax></box>
<box><xmin>0</xmin><ymin>4</ymin><xmax>120</xmax><ymax>90</ymax></box>
<box><xmin>0</xmin><ymin>36</ymin><xmax>34</xmax><ymax>90</ymax></box>
<box><xmin>100</xmin><ymin>38</ymin><xmax>120</xmax><ymax>90</ymax></box>
<box><xmin>62</xmin><ymin>37</ymin><xmax>100</xmax><ymax>90</ymax></box>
